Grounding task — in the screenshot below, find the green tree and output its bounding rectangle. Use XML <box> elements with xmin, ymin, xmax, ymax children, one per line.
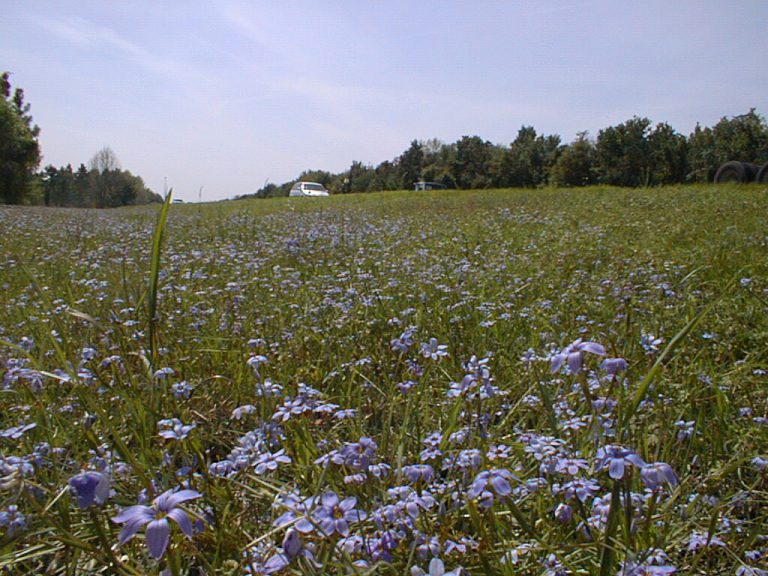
<box><xmin>648</xmin><ymin>122</ymin><xmax>687</xmax><ymax>185</ymax></box>
<box><xmin>686</xmin><ymin>123</ymin><xmax>717</xmax><ymax>182</ymax></box>
<box><xmin>595</xmin><ymin>117</ymin><xmax>653</xmax><ymax>187</ymax></box>
<box><xmin>551</xmin><ymin>132</ymin><xmax>597</xmax><ymax>187</ymax></box>
<box><xmin>495</xmin><ymin>126</ymin><xmax>562</xmax><ymax>187</ymax></box>
<box><xmin>0</xmin><ymin>72</ymin><xmax>41</xmax><ymax>204</ymax></box>
<box><xmin>347</xmin><ymin>161</ymin><xmax>375</xmax><ymax>193</ymax></box>
<box><xmin>421</xmin><ymin>139</ymin><xmax>456</xmax><ymax>188</ymax></box>
<box><xmin>453</xmin><ymin>136</ymin><xmax>493</xmax><ymax>189</ymax></box>
<box><xmin>398</xmin><ymin>140</ymin><xmax>424</xmax><ymax>189</ymax></box>
<box><xmin>297</xmin><ymin>169</ymin><xmax>333</xmax><ymax>188</ymax></box>
<box><xmin>42</xmin><ymin>164</ymin><xmax>76</xmax><ymax>206</ymax></box>
<box><xmin>74</xmin><ymin>163</ymin><xmax>95</xmax><ymax>207</ymax></box>
<box><xmin>688</xmin><ymin>109</ymin><xmax>768</xmax><ymax>181</ymax></box>
<box><xmin>369</xmin><ymin>160</ymin><xmax>399</xmax><ymax>191</ymax></box>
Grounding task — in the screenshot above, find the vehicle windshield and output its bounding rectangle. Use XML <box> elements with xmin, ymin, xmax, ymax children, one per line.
<box><xmin>304</xmin><ymin>183</ymin><xmax>326</xmax><ymax>191</ymax></box>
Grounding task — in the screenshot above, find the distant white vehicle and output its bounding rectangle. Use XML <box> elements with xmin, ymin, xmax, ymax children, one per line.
<box><xmin>414</xmin><ymin>181</ymin><xmax>447</xmax><ymax>191</ymax></box>
<box><xmin>289</xmin><ymin>182</ymin><xmax>330</xmax><ymax>197</ymax></box>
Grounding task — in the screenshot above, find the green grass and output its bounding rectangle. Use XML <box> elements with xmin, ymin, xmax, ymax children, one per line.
<box><xmin>0</xmin><ymin>184</ymin><xmax>767</xmax><ymax>575</ymax></box>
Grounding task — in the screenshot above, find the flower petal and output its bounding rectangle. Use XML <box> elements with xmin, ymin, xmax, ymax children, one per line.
<box><xmin>320</xmin><ymin>492</ymin><xmax>339</xmax><ymax>508</ymax></box>
<box><xmin>162</xmin><ymin>489</ymin><xmax>202</xmax><ymax>510</ymax></box>
<box><xmin>117</xmin><ymin>515</ymin><xmax>152</xmax><ymax>545</ymax></box>
<box><xmin>167</xmin><ymin>507</ymin><xmax>194</xmax><ymax>539</ymax></box>
<box><xmin>112</xmin><ymin>505</ymin><xmax>153</xmax><ymax>525</ymax></box>
<box><xmin>429</xmin><ymin>558</ymin><xmax>445</xmax><ymax>576</ymax></box>
<box><xmin>335</xmin><ymin>518</ymin><xmax>350</xmax><ymax>537</ymax></box>
<box><xmin>146</xmin><ymin>518</ymin><xmax>170</xmax><ymax>559</ymax></box>
<box><xmin>608</xmin><ymin>458</ymin><xmax>625</xmax><ymax>480</ymax></box>
<box><xmin>490</xmin><ymin>475</ymin><xmax>512</xmax><ymax>497</ymax></box>
<box><xmin>581</xmin><ymin>342</ymin><xmax>606</xmax><ymax>356</ymax></box>
<box><xmin>567</xmin><ymin>352</ymin><xmax>583</xmax><ymax>375</ymax></box>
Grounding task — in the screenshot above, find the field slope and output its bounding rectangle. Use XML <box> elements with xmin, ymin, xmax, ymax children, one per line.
<box><xmin>1</xmin><ymin>185</ymin><xmax>767</xmax><ymax>574</ymax></box>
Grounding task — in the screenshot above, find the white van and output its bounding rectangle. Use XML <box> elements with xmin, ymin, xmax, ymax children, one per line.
<box><xmin>289</xmin><ymin>182</ymin><xmax>330</xmax><ymax>197</ymax></box>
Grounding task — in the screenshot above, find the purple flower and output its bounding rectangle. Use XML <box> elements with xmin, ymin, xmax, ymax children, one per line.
<box><xmin>158</xmin><ymin>418</ymin><xmax>196</xmax><ymax>441</ymax></box>
<box><xmin>687</xmin><ymin>531</ymin><xmax>727</xmax><ymax>552</ymax></box>
<box><xmin>261</xmin><ymin>529</ymin><xmax>317</xmax><ymax>573</ymax></box>
<box><xmin>272</xmin><ymin>397</ymin><xmax>312</xmax><ymax>422</ymax></box>
<box><xmin>420</xmin><ymin>338</ymin><xmax>448</xmax><ymax>361</ymax></box>
<box><xmin>640</xmin><ymin>334</ymin><xmax>663</xmax><ymax>354</ymax></box>
<box><xmin>391</xmin><ymin>327</ymin><xmax>416</xmax><ymax>353</ymax></box>
<box><xmin>619</xmin><ymin>561</ymin><xmax>677</xmax><ymax>575</ymax></box>
<box><xmin>272</xmin><ymin>492</ymin><xmax>316</xmax><ymax>533</ymax></box>
<box><xmin>554</xmin><ymin>503</ymin><xmax>573</xmax><ymax>523</ymax></box>
<box><xmin>674</xmin><ymin>420</ymin><xmax>695</xmax><ymax>441</ymax></box>
<box><xmin>752</xmin><ymin>456</ymin><xmax>768</xmax><ymax>471</ymax></box>
<box><xmin>171</xmin><ymin>381</ymin><xmax>192</xmax><ymax>400</ymax></box>
<box><xmin>254</xmin><ymin>449</ymin><xmax>291</xmax><ymax>475</ymax></box>
<box><xmin>551</xmin><ymin>339</ymin><xmax>606</xmax><ymax>374</ymax></box>
<box><xmin>153</xmin><ymin>367</ymin><xmax>175</xmax><ymax>380</ymax></box>
<box><xmin>312</xmin><ymin>493</ymin><xmax>367</xmax><ymax>537</ymax></box>
<box><xmin>555</xmin><ymin>457</ymin><xmax>589</xmax><ymax>476</ymax></box>
<box><xmin>232</xmin><ymin>404</ymin><xmax>257</xmax><ymax>420</ymax></box>
<box><xmin>595</xmin><ymin>445</ymin><xmax>645</xmax><ymax>480</ymax></box>
<box><xmin>334</xmin><ymin>408</ymin><xmax>357</xmax><ymax>420</ymax></box>
<box><xmin>68</xmin><ymin>471</ymin><xmax>110</xmax><ymax>508</ymax></box>
<box><xmin>111</xmin><ymin>488</ymin><xmax>202</xmax><ymax>559</ymax></box>
<box><xmin>247</xmin><ymin>355</ymin><xmax>269</xmax><ymax>379</ymax></box>
<box><xmin>334</xmin><ymin>437</ymin><xmax>378</xmax><ymax>471</ymax></box>
<box><xmin>402</xmin><ymin>464</ymin><xmax>434</xmax><ymax>484</ymax></box>
<box><xmin>0</xmin><ymin>423</ymin><xmax>36</xmax><ymax>440</ymax></box>
<box><xmin>601</xmin><ymin>357</ymin><xmax>627</xmax><ymax>378</ymax></box>
<box><xmin>561</xmin><ymin>478</ymin><xmax>601</xmax><ymax>503</ymax></box>
<box><xmin>0</xmin><ymin>505</ymin><xmax>26</xmax><ymax>536</ymax></box>
<box><xmin>640</xmin><ymin>462</ymin><xmax>678</xmax><ymax>490</ymax></box>
<box><xmin>411</xmin><ymin>557</ymin><xmax>464</xmax><ymax>576</ymax></box>
<box><xmin>468</xmin><ymin>469</ymin><xmax>518</xmax><ymax>508</ymax></box>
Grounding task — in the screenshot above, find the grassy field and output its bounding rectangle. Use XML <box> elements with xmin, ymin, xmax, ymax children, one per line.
<box><xmin>1</xmin><ymin>185</ymin><xmax>767</xmax><ymax>575</ymax></box>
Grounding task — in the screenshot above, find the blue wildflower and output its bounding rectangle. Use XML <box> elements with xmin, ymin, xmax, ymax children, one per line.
<box><xmin>312</xmin><ymin>492</ymin><xmax>367</xmax><ymax>537</ymax></box>
<box><xmin>595</xmin><ymin>445</ymin><xmax>645</xmax><ymax>480</ymax></box>
<box><xmin>254</xmin><ymin>449</ymin><xmax>291</xmax><ymax>475</ymax></box>
<box><xmin>551</xmin><ymin>339</ymin><xmax>606</xmax><ymax>374</ymax></box>
<box><xmin>158</xmin><ymin>418</ymin><xmax>196</xmax><ymax>440</ymax></box>
<box><xmin>420</xmin><ymin>338</ymin><xmax>448</xmax><ymax>361</ymax></box>
<box><xmin>68</xmin><ymin>470</ymin><xmax>110</xmax><ymax>508</ymax></box>
<box><xmin>640</xmin><ymin>462</ymin><xmax>678</xmax><ymax>490</ymax></box>
<box><xmin>111</xmin><ymin>488</ymin><xmax>202</xmax><ymax>559</ymax></box>
<box><xmin>411</xmin><ymin>557</ymin><xmax>465</xmax><ymax>576</ymax></box>
<box><xmin>0</xmin><ymin>505</ymin><xmax>26</xmax><ymax>536</ymax></box>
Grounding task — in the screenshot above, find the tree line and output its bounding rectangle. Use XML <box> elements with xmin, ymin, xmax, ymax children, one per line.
<box><xmin>41</xmin><ymin>147</ymin><xmax>162</xmax><ymax>208</ymax></box>
<box><xmin>1</xmin><ymin>72</ymin><xmax>161</xmax><ymax>207</ymax></box>
<box><xmin>246</xmin><ymin>110</ymin><xmax>768</xmax><ymax>198</ymax></box>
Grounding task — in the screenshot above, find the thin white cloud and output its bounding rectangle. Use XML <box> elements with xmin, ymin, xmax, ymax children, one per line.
<box><xmin>39</xmin><ymin>15</ymin><xmax>209</xmax><ymax>85</ymax></box>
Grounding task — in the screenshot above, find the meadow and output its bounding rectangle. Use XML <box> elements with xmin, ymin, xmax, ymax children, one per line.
<box><xmin>0</xmin><ymin>185</ymin><xmax>766</xmax><ymax>575</ymax></box>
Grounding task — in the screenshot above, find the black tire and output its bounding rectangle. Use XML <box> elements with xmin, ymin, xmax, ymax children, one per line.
<box><xmin>713</xmin><ymin>161</ymin><xmax>746</xmax><ymax>183</ymax></box>
<box><xmin>756</xmin><ymin>161</ymin><xmax>768</xmax><ymax>183</ymax></box>
<box><xmin>743</xmin><ymin>162</ymin><xmax>759</xmax><ymax>182</ymax></box>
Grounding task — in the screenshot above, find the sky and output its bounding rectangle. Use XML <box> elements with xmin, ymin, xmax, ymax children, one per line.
<box><xmin>2</xmin><ymin>1</ymin><xmax>767</xmax><ymax>202</ymax></box>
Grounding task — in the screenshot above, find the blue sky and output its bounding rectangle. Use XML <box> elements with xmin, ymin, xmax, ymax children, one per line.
<box><xmin>3</xmin><ymin>1</ymin><xmax>767</xmax><ymax>201</ymax></box>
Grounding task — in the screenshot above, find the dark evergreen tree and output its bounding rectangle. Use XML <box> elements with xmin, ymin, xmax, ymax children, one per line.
<box><xmin>0</xmin><ymin>72</ymin><xmax>41</xmax><ymax>204</ymax></box>
<box><xmin>398</xmin><ymin>140</ymin><xmax>424</xmax><ymax>189</ymax></box>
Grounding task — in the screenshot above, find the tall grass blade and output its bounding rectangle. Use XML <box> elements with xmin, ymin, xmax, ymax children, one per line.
<box><xmin>147</xmin><ymin>189</ymin><xmax>173</xmax><ymax>364</ymax></box>
<box><xmin>598</xmin><ymin>482</ymin><xmax>622</xmax><ymax>576</ymax></box>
